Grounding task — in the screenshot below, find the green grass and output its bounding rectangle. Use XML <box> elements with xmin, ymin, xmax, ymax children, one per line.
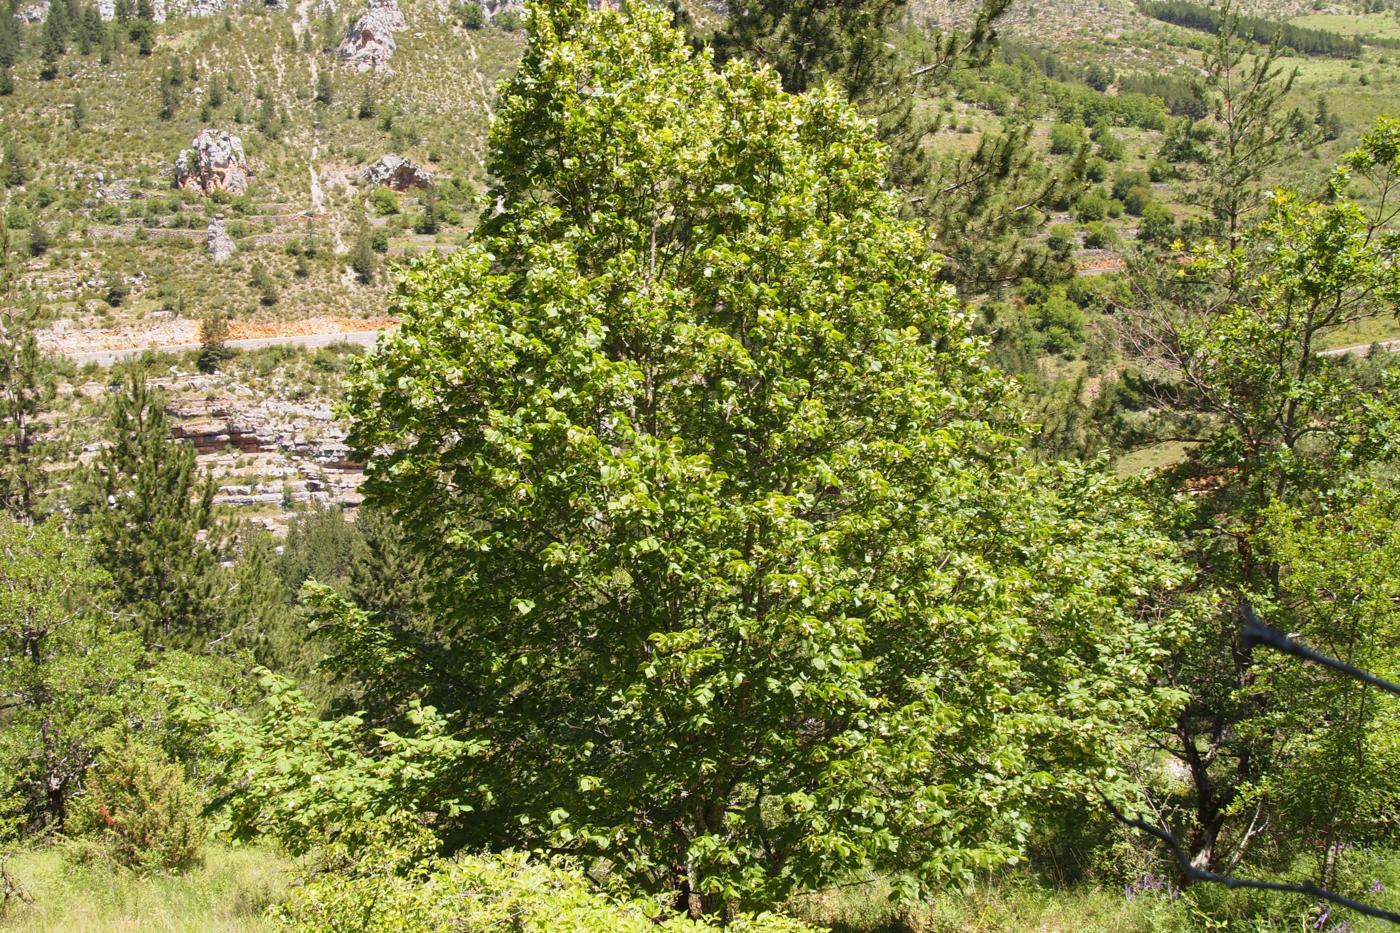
<box><xmin>0</xmin><ymin>845</ymin><xmax>292</xmax><ymax>933</ymax></box>
<box><xmin>1290</xmin><ymin>12</ymin><xmax>1400</xmax><ymax>41</ymax></box>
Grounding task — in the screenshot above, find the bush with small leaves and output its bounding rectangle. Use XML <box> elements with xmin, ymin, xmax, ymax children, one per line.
<box><xmin>67</xmin><ymin>737</ymin><xmax>206</xmax><ymax>873</ymax></box>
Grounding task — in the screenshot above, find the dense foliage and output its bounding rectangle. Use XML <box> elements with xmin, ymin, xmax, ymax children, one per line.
<box><xmin>343</xmin><ymin>0</ymin><xmax>1186</xmax><ymax>915</ymax></box>
<box><xmin>1</xmin><ymin>0</ymin><xmax>1400</xmax><ymax>928</ymax></box>
<box><xmin>1138</xmin><ymin>1</ymin><xmax>1364</xmax><ymax>59</ymax></box>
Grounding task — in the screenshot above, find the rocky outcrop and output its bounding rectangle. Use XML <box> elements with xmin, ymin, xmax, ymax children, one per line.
<box><xmin>337</xmin><ymin>0</ymin><xmax>406</xmax><ymax>72</ymax></box>
<box><xmin>181</xmin><ymin>0</ymin><xmax>226</xmax><ymax>16</ymax></box>
<box><xmin>163</xmin><ymin>391</ymin><xmax>364</xmax><ymax>511</ymax></box>
<box><xmin>364</xmin><ymin>154</ymin><xmax>432</xmax><ymax>191</ymax></box>
<box><xmin>15</xmin><ymin>2</ymin><xmax>49</xmax><ymax>23</ymax></box>
<box><xmin>206</xmin><ymin>215</ymin><xmax>235</xmax><ymax>262</ymax></box>
<box><xmin>174</xmin><ymin>130</ymin><xmax>250</xmax><ymax>196</ymax></box>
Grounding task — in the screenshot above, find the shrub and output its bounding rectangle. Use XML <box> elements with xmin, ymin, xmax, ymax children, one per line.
<box><xmin>458</xmin><ymin>0</ymin><xmax>484</xmax><ymax>28</ymax></box>
<box><xmin>1122</xmin><ymin>185</ymin><xmax>1153</xmax><ymax>216</ymax></box>
<box><xmin>1030</xmin><ymin>291</ymin><xmax>1086</xmax><ymax>354</ymax></box>
<box><xmin>197</xmin><ymin>314</ymin><xmax>234</xmax><ymax>373</ymax></box>
<box><xmin>1048</xmin><ymin>122</ymin><xmax>1083</xmax><ymax>154</ymax></box>
<box><xmin>1047</xmin><ymin>223</ymin><xmax>1077</xmax><ymax>259</ymax></box>
<box><xmin>1074</xmin><ymin>192</ymin><xmax>1110</xmax><ymax>222</ymax></box>
<box><xmin>1084</xmin><ymin>157</ymin><xmax>1109</xmax><ymax>183</ymax></box>
<box><xmin>1139</xmin><ymin>203</ymin><xmax>1176</xmax><ymax>244</ymax></box>
<box><xmin>1082</xmin><ymin>222</ymin><xmax>1115</xmax><ymax>249</ymax></box>
<box><xmin>67</xmin><ymin>737</ymin><xmax>206</xmax><ymax>873</ymax></box>
<box><xmin>369</xmin><ymin>186</ymin><xmax>399</xmax><ymax>215</ymax></box>
<box><xmin>273</xmin><ymin>834</ymin><xmax>816</xmax><ymax>933</ymax></box>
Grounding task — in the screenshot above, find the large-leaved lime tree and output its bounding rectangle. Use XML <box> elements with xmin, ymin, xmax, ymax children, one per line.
<box><xmin>346</xmin><ymin>0</ymin><xmax>1183</xmax><ymax>914</ymax></box>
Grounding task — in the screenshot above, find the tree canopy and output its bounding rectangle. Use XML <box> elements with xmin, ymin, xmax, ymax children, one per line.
<box><xmin>346</xmin><ymin>0</ymin><xmax>1186</xmax><ymax>914</ymax></box>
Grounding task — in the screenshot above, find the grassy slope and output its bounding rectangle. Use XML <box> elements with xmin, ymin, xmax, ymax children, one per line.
<box><xmin>1</xmin><ymin>2</ymin><xmax>521</xmax><ymax>332</ymax></box>
<box><xmin>0</xmin><ymin>845</ymin><xmax>292</xmax><ymax>932</ymax></box>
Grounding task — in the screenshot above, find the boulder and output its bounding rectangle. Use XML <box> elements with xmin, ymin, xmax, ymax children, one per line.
<box><xmin>337</xmin><ymin>0</ymin><xmax>406</xmax><ymax>72</ymax></box>
<box><xmin>174</xmin><ymin>130</ymin><xmax>250</xmax><ymax>196</ymax></box>
<box><xmin>206</xmin><ymin>215</ymin><xmax>235</xmax><ymax>262</ymax></box>
<box><xmin>364</xmin><ymin>154</ymin><xmax>432</xmax><ymax>191</ymax></box>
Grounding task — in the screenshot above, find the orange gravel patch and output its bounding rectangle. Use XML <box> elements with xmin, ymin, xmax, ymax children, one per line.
<box><xmin>224</xmin><ymin>316</ymin><xmax>398</xmax><ymax>340</ymax></box>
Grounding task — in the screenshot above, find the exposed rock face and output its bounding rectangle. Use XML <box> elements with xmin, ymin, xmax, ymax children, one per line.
<box><xmin>174</xmin><ymin>130</ymin><xmax>250</xmax><ymax>196</ymax></box>
<box><xmin>181</xmin><ymin>0</ymin><xmax>226</xmax><ymax>16</ymax></box>
<box><xmin>337</xmin><ymin>0</ymin><xmax>406</xmax><ymax>72</ymax></box>
<box><xmin>364</xmin><ymin>154</ymin><xmax>432</xmax><ymax>191</ymax></box>
<box><xmin>163</xmin><ymin>390</ymin><xmax>365</xmax><ymax>511</ymax></box>
<box><xmin>93</xmin><ymin>0</ymin><xmax>168</xmax><ymax>19</ymax></box>
<box><xmin>15</xmin><ymin>2</ymin><xmax>49</xmax><ymax>23</ymax></box>
<box><xmin>206</xmin><ymin>215</ymin><xmax>235</xmax><ymax>262</ymax></box>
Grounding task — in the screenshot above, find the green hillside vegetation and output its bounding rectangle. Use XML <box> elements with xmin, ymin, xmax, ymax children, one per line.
<box><xmin>2</xmin><ymin>0</ymin><xmax>1400</xmax><ymax>931</ymax></box>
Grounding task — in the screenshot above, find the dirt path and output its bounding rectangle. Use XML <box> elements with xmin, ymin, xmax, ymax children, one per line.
<box><xmin>1319</xmin><ymin>337</ymin><xmax>1400</xmax><ymax>358</ymax></box>
<box><xmin>62</xmin><ymin>328</ymin><xmax>390</xmax><ymax>368</ymax></box>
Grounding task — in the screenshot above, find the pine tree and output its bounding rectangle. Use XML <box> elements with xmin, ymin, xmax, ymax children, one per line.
<box><xmin>84</xmin><ymin>376</ymin><xmax>225</xmax><ymax>647</ymax></box>
<box><xmin>0</xmin><ymin>67</ymin><xmax>12</xmax><ymax>97</ymax></box>
<box><xmin>3</xmin><ymin>142</ymin><xmax>27</xmax><ymax>188</ymax></box>
<box><xmin>413</xmin><ymin>187</ymin><xmax>440</xmax><ymax>234</ymax></box>
<box><xmin>40</xmin><ymin>6</ymin><xmax>68</xmax><ymax>80</ymax></box>
<box><xmin>350</xmin><ymin>217</ymin><xmax>376</xmax><ymax>284</ymax></box>
<box><xmin>0</xmin><ymin>221</ymin><xmax>57</xmax><ymax>521</ymax></box>
<box><xmin>1174</xmin><ymin>0</ymin><xmax>1315</xmax><ymax>247</ymax></box>
<box><xmin>80</xmin><ymin>5</ymin><xmax>103</xmax><ymax>51</ymax></box>
<box><xmin>357</xmin><ymin>86</ymin><xmax>376</xmax><ymax>119</ymax></box>
<box><xmin>0</xmin><ymin>4</ymin><xmax>20</xmax><ymax>70</ymax></box>
<box><xmin>314</xmin><ymin>68</ymin><xmax>333</xmax><ymax>106</ymax></box>
<box><xmin>26</xmin><ymin>217</ymin><xmax>49</xmax><ymax>257</ymax></box>
<box><xmin>251</xmin><ymin>261</ymin><xmax>278</xmax><ymax>305</ymax></box>
<box><xmin>196</xmin><ymin>313</ymin><xmax>233</xmax><ymax>373</ymax></box>
<box><xmin>70</xmin><ymin>92</ymin><xmax>86</xmax><ymax>129</ymax></box>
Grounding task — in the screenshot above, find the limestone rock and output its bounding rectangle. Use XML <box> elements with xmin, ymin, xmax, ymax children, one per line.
<box><xmin>206</xmin><ymin>215</ymin><xmax>235</xmax><ymax>262</ymax></box>
<box><xmin>180</xmin><ymin>0</ymin><xmax>226</xmax><ymax>16</ymax></box>
<box><xmin>337</xmin><ymin>0</ymin><xmax>406</xmax><ymax>72</ymax></box>
<box><xmin>15</xmin><ymin>1</ymin><xmax>48</xmax><ymax>23</ymax></box>
<box><xmin>174</xmin><ymin>130</ymin><xmax>250</xmax><ymax>196</ymax></box>
<box><xmin>364</xmin><ymin>154</ymin><xmax>432</xmax><ymax>191</ymax></box>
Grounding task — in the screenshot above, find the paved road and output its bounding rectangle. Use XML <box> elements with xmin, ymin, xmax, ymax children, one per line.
<box><xmin>63</xmin><ymin>328</ymin><xmax>388</xmax><ymax>367</ymax></box>
<box><xmin>1319</xmin><ymin>337</ymin><xmax>1400</xmax><ymax>359</ymax></box>
<box><xmin>57</xmin><ymin>327</ymin><xmax>1397</xmax><ymax>367</ymax></box>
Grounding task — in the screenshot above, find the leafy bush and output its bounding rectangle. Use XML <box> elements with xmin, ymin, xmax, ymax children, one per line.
<box><xmin>273</xmin><ymin>833</ymin><xmax>816</xmax><ymax>933</ymax></box>
<box><xmin>1139</xmin><ymin>203</ymin><xmax>1175</xmax><ymax>244</ymax></box>
<box><xmin>1082</xmin><ymin>222</ymin><xmax>1114</xmax><ymax>249</ymax></box>
<box><xmin>67</xmin><ymin>737</ymin><xmax>206</xmax><ymax>874</ymax></box>
<box><xmin>1074</xmin><ymin>191</ymin><xmax>1110</xmax><ymax>222</ymax></box>
<box><xmin>1049</xmin><ymin>122</ymin><xmax>1083</xmax><ymax>154</ymax></box>
<box><xmin>1121</xmin><ymin>185</ymin><xmax>1153</xmax><ymax>216</ymax></box>
<box><xmin>369</xmin><ymin>186</ymin><xmax>399</xmax><ymax>215</ymax></box>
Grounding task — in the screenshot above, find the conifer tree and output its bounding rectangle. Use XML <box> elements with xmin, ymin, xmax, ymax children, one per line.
<box><xmin>413</xmin><ymin>187</ymin><xmax>439</xmax><ymax>234</ymax></box>
<box><xmin>84</xmin><ymin>376</ymin><xmax>225</xmax><ymax>647</ymax></box>
<box><xmin>3</xmin><ymin>142</ymin><xmax>27</xmax><ymax>188</ymax></box>
<box><xmin>0</xmin><ymin>4</ymin><xmax>19</xmax><ymax>70</ymax></box>
<box><xmin>26</xmin><ymin>216</ymin><xmax>49</xmax><ymax>256</ymax></box>
<box><xmin>350</xmin><ymin>217</ymin><xmax>376</xmax><ymax>284</ymax></box>
<box><xmin>40</xmin><ymin>6</ymin><xmax>68</xmax><ymax>79</ymax></box>
<box><xmin>314</xmin><ymin>68</ymin><xmax>333</xmax><ymax>105</ymax></box>
<box><xmin>0</xmin><ymin>221</ymin><xmax>56</xmax><ymax>521</ymax></box>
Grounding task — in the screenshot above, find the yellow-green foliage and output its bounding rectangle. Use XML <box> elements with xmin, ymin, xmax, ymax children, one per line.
<box><xmin>0</xmin><ymin>844</ymin><xmax>290</xmax><ymax>933</ymax></box>
<box><xmin>274</xmin><ymin>848</ymin><xmax>817</xmax><ymax>933</ymax></box>
<box><xmin>67</xmin><ymin>737</ymin><xmax>207</xmax><ymax>874</ymax></box>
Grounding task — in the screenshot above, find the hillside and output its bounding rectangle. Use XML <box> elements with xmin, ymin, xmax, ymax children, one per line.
<box><xmin>4</xmin><ymin>0</ymin><xmax>1400</xmax><ymax>517</ymax></box>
